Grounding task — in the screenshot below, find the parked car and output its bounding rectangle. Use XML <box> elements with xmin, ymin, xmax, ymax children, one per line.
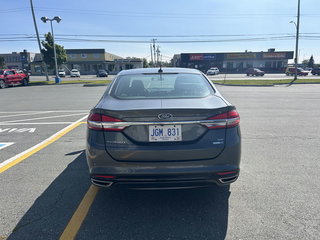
<box><xmin>58</xmin><ymin>69</ymin><xmax>66</xmax><ymax>77</ymax></box>
<box><xmin>96</xmin><ymin>69</ymin><xmax>108</xmax><ymax>77</ymax></box>
<box><xmin>86</xmin><ymin>67</ymin><xmax>241</xmax><ymax>189</ymax></box>
<box><xmin>311</xmin><ymin>68</ymin><xmax>320</xmax><ymax>75</ymax></box>
<box><xmin>246</xmin><ymin>68</ymin><xmax>265</xmax><ymax>76</ymax></box>
<box><xmin>206</xmin><ymin>67</ymin><xmax>220</xmax><ymax>75</ymax></box>
<box><xmin>70</xmin><ymin>69</ymin><xmax>80</xmax><ymax>77</ymax></box>
<box><xmin>285</xmin><ymin>67</ymin><xmax>308</xmax><ymax>76</ymax></box>
<box><xmin>0</xmin><ymin>69</ymin><xmax>29</xmax><ymax>89</ymax></box>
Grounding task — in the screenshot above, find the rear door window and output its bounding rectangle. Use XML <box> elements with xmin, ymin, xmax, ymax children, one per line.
<box><xmin>111</xmin><ymin>73</ymin><xmax>213</xmax><ymax>99</ymax></box>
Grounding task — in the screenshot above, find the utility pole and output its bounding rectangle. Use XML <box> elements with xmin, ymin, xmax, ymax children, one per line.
<box><xmin>30</xmin><ymin>0</ymin><xmax>49</xmax><ymax>81</ymax></box>
<box><xmin>150</xmin><ymin>43</ymin><xmax>154</xmax><ymax>66</ymax></box>
<box><xmin>156</xmin><ymin>46</ymin><xmax>160</xmax><ymax>66</ymax></box>
<box><xmin>152</xmin><ymin>38</ymin><xmax>157</xmax><ymax>66</ymax></box>
<box><xmin>294</xmin><ymin>0</ymin><xmax>301</xmax><ymax>81</ymax></box>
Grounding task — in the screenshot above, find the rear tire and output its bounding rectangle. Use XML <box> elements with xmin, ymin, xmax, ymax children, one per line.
<box><xmin>0</xmin><ymin>80</ymin><xmax>6</xmax><ymax>89</ymax></box>
<box><xmin>22</xmin><ymin>79</ymin><xmax>28</xmax><ymax>86</ymax></box>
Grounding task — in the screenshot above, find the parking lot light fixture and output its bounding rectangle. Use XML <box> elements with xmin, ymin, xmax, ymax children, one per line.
<box><xmin>41</xmin><ymin>16</ymin><xmax>62</xmax><ymax>84</ymax></box>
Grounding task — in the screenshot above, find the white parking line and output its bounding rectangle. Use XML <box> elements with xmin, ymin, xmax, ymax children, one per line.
<box><xmin>0</xmin><ymin>110</ymin><xmax>89</xmax><ymax>114</ymax></box>
<box><xmin>0</xmin><ymin>122</ymin><xmax>75</xmax><ymax>125</ymax></box>
<box><xmin>0</xmin><ymin>111</ymin><xmax>54</xmax><ymax>119</ymax></box>
<box><xmin>0</xmin><ymin>111</ymin><xmax>42</xmax><ymax>114</ymax></box>
<box><xmin>1</xmin><ymin>113</ymin><xmax>87</xmax><ymax>123</ymax></box>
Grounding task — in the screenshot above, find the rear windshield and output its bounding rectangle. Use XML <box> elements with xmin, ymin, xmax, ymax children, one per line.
<box><xmin>111</xmin><ymin>73</ymin><xmax>213</xmax><ymax>99</ymax></box>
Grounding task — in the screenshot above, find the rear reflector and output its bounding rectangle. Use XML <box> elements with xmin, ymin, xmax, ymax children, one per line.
<box><xmin>216</xmin><ymin>171</ymin><xmax>237</xmax><ymax>176</ymax></box>
<box><xmin>93</xmin><ymin>175</ymin><xmax>116</xmax><ymax>179</ymax></box>
<box><xmin>87</xmin><ymin>113</ymin><xmax>126</xmax><ymax>131</ymax></box>
<box><xmin>205</xmin><ymin>110</ymin><xmax>240</xmax><ymax>129</ymax></box>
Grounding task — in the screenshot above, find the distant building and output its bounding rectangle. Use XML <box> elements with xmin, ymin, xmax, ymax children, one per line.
<box><xmin>3</xmin><ymin>48</ymin><xmax>143</xmax><ymax>75</ymax></box>
<box><xmin>173</xmin><ymin>49</ymin><xmax>294</xmax><ymax>73</ymax></box>
<box><xmin>0</xmin><ymin>50</ymin><xmax>36</xmax><ymax>70</ymax></box>
<box><xmin>65</xmin><ymin>49</ymin><xmax>121</xmax><ymax>74</ymax></box>
<box><xmin>110</xmin><ymin>58</ymin><xmax>143</xmax><ymax>73</ymax></box>
<box><xmin>65</xmin><ymin>49</ymin><xmax>142</xmax><ymax>74</ymax></box>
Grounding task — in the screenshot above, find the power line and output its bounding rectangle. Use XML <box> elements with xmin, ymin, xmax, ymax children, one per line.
<box><xmin>1</xmin><ymin>33</ymin><xmax>320</xmax><ymax>38</ymax></box>
<box><xmin>3</xmin><ymin>7</ymin><xmax>320</xmax><ymax>19</ymax></box>
<box><xmin>0</xmin><ymin>36</ymin><xmax>299</xmax><ymax>43</ymax></box>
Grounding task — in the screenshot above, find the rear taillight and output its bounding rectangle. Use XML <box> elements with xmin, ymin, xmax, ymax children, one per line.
<box><xmin>87</xmin><ymin>113</ymin><xmax>125</xmax><ymax>131</ymax></box>
<box><xmin>205</xmin><ymin>110</ymin><xmax>240</xmax><ymax>129</ymax></box>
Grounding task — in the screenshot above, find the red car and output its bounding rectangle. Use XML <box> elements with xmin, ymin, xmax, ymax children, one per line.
<box><xmin>0</xmin><ymin>69</ymin><xmax>29</xmax><ymax>89</ymax></box>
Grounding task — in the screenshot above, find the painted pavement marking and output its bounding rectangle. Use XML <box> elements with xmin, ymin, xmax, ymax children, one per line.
<box><xmin>0</xmin><ymin>115</ymin><xmax>87</xmax><ymax>173</ymax></box>
<box><xmin>1</xmin><ymin>113</ymin><xmax>87</xmax><ymax>124</ymax></box>
<box><xmin>0</xmin><ymin>128</ymin><xmax>36</xmax><ymax>133</ymax></box>
<box><xmin>0</xmin><ymin>142</ymin><xmax>14</xmax><ymax>150</ymax></box>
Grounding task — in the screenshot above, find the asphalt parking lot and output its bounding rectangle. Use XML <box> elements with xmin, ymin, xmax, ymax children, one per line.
<box><xmin>0</xmin><ymin>83</ymin><xmax>319</xmax><ymax>240</ymax></box>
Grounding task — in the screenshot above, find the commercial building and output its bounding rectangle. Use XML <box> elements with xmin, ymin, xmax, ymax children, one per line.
<box><xmin>0</xmin><ymin>50</ymin><xmax>36</xmax><ymax>70</ymax></box>
<box><xmin>173</xmin><ymin>49</ymin><xmax>294</xmax><ymax>73</ymax></box>
<box><xmin>30</xmin><ymin>48</ymin><xmax>143</xmax><ymax>75</ymax></box>
<box><xmin>65</xmin><ymin>49</ymin><xmax>121</xmax><ymax>74</ymax></box>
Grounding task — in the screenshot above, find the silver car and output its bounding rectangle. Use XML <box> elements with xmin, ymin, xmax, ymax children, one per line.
<box><xmin>86</xmin><ymin>67</ymin><xmax>241</xmax><ymax>189</ymax></box>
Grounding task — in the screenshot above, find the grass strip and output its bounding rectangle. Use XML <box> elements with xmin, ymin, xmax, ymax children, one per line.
<box><xmin>29</xmin><ymin>79</ymin><xmax>320</xmax><ymax>87</ymax></box>
<box><xmin>29</xmin><ymin>80</ymin><xmax>112</xmax><ymax>86</ymax></box>
<box><xmin>212</xmin><ymin>79</ymin><xmax>320</xmax><ymax>85</ymax></box>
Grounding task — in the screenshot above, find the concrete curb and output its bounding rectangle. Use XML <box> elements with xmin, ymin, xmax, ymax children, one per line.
<box><xmin>83</xmin><ymin>84</ymin><xmax>108</xmax><ymax>87</ymax></box>
<box><xmin>214</xmin><ymin>82</ymin><xmax>320</xmax><ymax>87</ymax></box>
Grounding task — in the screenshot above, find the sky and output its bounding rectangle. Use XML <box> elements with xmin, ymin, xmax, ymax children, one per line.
<box><xmin>1</xmin><ymin>0</ymin><xmax>320</xmax><ymax>63</ymax></box>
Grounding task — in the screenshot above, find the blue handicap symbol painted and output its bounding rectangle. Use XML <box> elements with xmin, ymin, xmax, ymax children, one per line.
<box><xmin>0</xmin><ymin>142</ymin><xmax>14</xmax><ymax>150</ymax></box>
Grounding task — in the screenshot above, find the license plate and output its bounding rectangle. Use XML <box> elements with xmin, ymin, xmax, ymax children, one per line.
<box><xmin>149</xmin><ymin>125</ymin><xmax>182</xmax><ymax>142</ymax></box>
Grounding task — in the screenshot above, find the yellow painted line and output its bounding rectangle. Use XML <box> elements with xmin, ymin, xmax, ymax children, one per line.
<box><xmin>60</xmin><ymin>185</ymin><xmax>99</xmax><ymax>240</ymax></box>
<box><xmin>0</xmin><ymin>115</ymin><xmax>87</xmax><ymax>173</ymax></box>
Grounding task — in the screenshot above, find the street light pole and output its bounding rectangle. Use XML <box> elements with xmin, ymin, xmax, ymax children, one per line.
<box><xmin>293</xmin><ymin>0</ymin><xmax>301</xmax><ymax>81</ymax></box>
<box><xmin>50</xmin><ymin>20</ymin><xmax>59</xmax><ymax>83</ymax></box>
<box><xmin>41</xmin><ymin>16</ymin><xmax>61</xmax><ymax>84</ymax></box>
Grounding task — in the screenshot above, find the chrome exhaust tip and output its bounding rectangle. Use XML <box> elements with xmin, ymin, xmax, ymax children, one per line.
<box><xmin>91</xmin><ymin>178</ymin><xmax>113</xmax><ymax>188</ymax></box>
<box><xmin>218</xmin><ymin>175</ymin><xmax>238</xmax><ymax>184</ymax></box>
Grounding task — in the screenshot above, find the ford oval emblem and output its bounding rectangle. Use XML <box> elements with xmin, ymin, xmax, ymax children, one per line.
<box><xmin>158</xmin><ymin>113</ymin><xmax>173</xmax><ymax>120</ymax></box>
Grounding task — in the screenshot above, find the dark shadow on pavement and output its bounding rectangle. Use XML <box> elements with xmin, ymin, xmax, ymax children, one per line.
<box><xmin>7</xmin><ymin>151</ymin><xmax>90</xmax><ymax>240</ymax></box>
<box><xmin>78</xmin><ymin>185</ymin><xmax>230</xmax><ymax>240</ymax></box>
<box><xmin>8</xmin><ymin>150</ymin><xmax>230</xmax><ymax>240</ymax></box>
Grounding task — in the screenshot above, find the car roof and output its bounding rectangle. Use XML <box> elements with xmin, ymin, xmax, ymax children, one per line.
<box><xmin>118</xmin><ymin>67</ymin><xmax>202</xmax><ymax>76</ymax></box>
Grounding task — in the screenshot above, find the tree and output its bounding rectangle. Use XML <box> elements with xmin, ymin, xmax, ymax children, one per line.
<box><xmin>307</xmin><ymin>55</ymin><xmax>314</xmax><ymax>68</ymax></box>
<box><xmin>143</xmin><ymin>58</ymin><xmax>149</xmax><ymax>68</ymax></box>
<box><xmin>0</xmin><ymin>56</ymin><xmax>5</xmax><ymax>68</ymax></box>
<box><xmin>302</xmin><ymin>59</ymin><xmax>308</xmax><ymax>66</ymax></box>
<box><xmin>41</xmin><ymin>32</ymin><xmax>67</xmax><ymax>69</ymax></box>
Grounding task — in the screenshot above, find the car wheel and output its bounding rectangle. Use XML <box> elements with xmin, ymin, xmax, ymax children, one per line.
<box><xmin>0</xmin><ymin>80</ymin><xmax>6</xmax><ymax>89</ymax></box>
<box><xmin>246</xmin><ymin>73</ymin><xmax>249</xmax><ymax>76</ymax></box>
<box><xmin>22</xmin><ymin>78</ymin><xmax>28</xmax><ymax>86</ymax></box>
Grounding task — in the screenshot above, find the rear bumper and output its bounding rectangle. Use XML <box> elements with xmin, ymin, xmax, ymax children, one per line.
<box><xmin>89</xmin><ymin>165</ymin><xmax>240</xmax><ymax>189</ymax></box>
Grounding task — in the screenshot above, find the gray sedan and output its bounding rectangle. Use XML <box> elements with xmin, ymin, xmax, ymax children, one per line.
<box><xmin>86</xmin><ymin>67</ymin><xmax>241</xmax><ymax>189</ymax></box>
